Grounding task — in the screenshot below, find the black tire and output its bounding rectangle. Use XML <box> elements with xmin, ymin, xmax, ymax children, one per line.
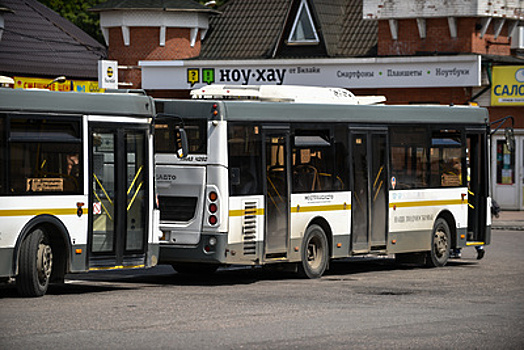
<box><xmin>426</xmin><ymin>218</ymin><xmax>450</xmax><ymax>267</ymax></box>
<box><xmin>16</xmin><ymin>228</ymin><xmax>53</xmax><ymax>297</ymax></box>
<box><xmin>172</xmin><ymin>263</ymin><xmax>219</xmax><ymax>275</ymax></box>
<box><xmin>298</xmin><ymin>224</ymin><xmax>329</xmax><ymax>279</ymax></box>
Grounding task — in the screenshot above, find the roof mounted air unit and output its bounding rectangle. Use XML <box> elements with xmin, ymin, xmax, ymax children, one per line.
<box><xmin>190</xmin><ymin>85</ymin><xmax>386</xmax><ymax>105</ymax></box>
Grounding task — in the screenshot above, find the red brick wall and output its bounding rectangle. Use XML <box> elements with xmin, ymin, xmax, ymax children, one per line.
<box><xmin>108</xmin><ymin>27</ymin><xmax>202</xmax><ymax>88</ymax></box>
<box><xmin>378</xmin><ymin>17</ymin><xmax>511</xmax><ymax>56</ymax></box>
<box><xmin>354</xmin><ymin>87</ymin><xmax>472</xmax><ymax>105</ymax></box>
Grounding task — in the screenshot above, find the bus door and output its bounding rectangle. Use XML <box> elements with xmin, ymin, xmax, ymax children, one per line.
<box><xmin>466</xmin><ymin>129</ymin><xmax>489</xmax><ymax>243</ymax></box>
<box><xmin>88</xmin><ymin>123</ymin><xmax>149</xmax><ymax>269</ymax></box>
<box><xmin>350</xmin><ymin>128</ymin><xmax>388</xmax><ymax>253</ymax></box>
<box><xmin>263</xmin><ymin>128</ymin><xmax>290</xmax><ymax>259</ymax></box>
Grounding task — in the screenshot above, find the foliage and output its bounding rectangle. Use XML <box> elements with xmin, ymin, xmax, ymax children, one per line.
<box><xmin>39</xmin><ymin>0</ymin><xmax>231</xmax><ymax>45</ymax></box>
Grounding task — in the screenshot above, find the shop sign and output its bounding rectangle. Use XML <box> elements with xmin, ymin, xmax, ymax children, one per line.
<box><xmin>98</xmin><ymin>60</ymin><xmax>118</xmax><ymax>89</ymax></box>
<box><xmin>491</xmin><ymin>66</ymin><xmax>524</xmax><ymax>106</ymax></box>
<box><xmin>140</xmin><ymin>55</ymin><xmax>481</xmax><ymax>90</ymax></box>
<box><xmin>13</xmin><ymin>77</ymin><xmax>103</xmax><ymax>93</ymax></box>
<box><xmin>13</xmin><ymin>76</ymin><xmax>71</xmax><ymax>91</ymax></box>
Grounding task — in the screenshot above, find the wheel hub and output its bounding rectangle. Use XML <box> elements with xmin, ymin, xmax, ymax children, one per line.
<box><xmin>37</xmin><ymin>242</ymin><xmax>53</xmax><ymax>284</ymax></box>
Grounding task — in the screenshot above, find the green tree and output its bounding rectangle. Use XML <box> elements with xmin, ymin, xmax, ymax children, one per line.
<box><xmin>39</xmin><ymin>0</ymin><xmax>106</xmax><ymax>44</ymax></box>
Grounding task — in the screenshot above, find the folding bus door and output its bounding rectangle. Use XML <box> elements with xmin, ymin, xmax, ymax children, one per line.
<box><xmin>466</xmin><ymin>129</ymin><xmax>489</xmax><ymax>244</ymax></box>
<box><xmin>350</xmin><ymin>128</ymin><xmax>388</xmax><ymax>253</ymax></box>
<box><xmin>263</xmin><ymin>128</ymin><xmax>290</xmax><ymax>259</ymax></box>
<box><xmin>88</xmin><ymin>123</ymin><xmax>149</xmax><ymax>269</ymax></box>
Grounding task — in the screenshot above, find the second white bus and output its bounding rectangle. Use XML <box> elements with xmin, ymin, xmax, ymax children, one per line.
<box><xmin>154</xmin><ymin>85</ymin><xmax>492</xmax><ymax>278</ymax></box>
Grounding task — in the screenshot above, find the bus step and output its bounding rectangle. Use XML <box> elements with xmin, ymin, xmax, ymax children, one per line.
<box><xmin>466</xmin><ymin>241</ymin><xmax>485</xmax><ymax>246</ymax></box>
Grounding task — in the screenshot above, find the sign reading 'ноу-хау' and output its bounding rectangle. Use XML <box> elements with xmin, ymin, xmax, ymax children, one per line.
<box><xmin>139</xmin><ymin>55</ymin><xmax>481</xmax><ymax>90</ymax></box>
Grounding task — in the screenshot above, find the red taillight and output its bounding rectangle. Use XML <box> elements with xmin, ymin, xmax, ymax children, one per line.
<box><xmin>209</xmin><ymin>203</ymin><xmax>218</xmax><ymax>213</ymax></box>
<box><xmin>209</xmin><ymin>215</ymin><xmax>217</xmax><ymax>225</ymax></box>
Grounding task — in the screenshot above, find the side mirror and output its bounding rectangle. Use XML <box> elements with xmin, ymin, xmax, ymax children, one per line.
<box><xmin>504</xmin><ymin>127</ymin><xmax>515</xmax><ymax>153</ymax></box>
<box><xmin>177</xmin><ymin>128</ymin><xmax>189</xmax><ymax>159</ymax></box>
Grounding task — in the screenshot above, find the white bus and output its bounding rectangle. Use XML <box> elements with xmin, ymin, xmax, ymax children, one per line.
<box><xmin>154</xmin><ymin>85</ymin><xmax>493</xmax><ymax>278</ymax></box>
<box><xmin>0</xmin><ymin>88</ymin><xmax>160</xmax><ymax>296</ymax></box>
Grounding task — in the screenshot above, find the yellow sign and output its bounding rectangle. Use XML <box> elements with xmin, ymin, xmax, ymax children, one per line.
<box><xmin>13</xmin><ymin>77</ymin><xmax>104</xmax><ymax>93</ymax></box>
<box><xmin>73</xmin><ymin>80</ymin><xmax>104</xmax><ymax>93</ymax></box>
<box><xmin>491</xmin><ymin>66</ymin><xmax>524</xmax><ymax>106</ymax></box>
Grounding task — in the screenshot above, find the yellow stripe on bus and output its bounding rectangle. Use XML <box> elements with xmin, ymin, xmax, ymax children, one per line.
<box><xmin>291</xmin><ymin>204</ymin><xmax>351</xmax><ymax>213</ymax></box>
<box><xmin>0</xmin><ymin>208</ymin><xmax>88</xmax><ymax>217</ymax></box>
<box><xmin>229</xmin><ymin>208</ymin><xmax>265</xmax><ymax>217</ymax></box>
<box><xmin>389</xmin><ymin>199</ymin><xmax>466</xmax><ymax>208</ymax></box>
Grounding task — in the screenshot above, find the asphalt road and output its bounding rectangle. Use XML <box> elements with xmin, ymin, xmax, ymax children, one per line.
<box><xmin>1</xmin><ymin>229</ymin><xmax>523</xmax><ymax>349</ymax></box>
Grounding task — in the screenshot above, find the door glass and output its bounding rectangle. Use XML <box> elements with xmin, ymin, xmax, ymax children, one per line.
<box><xmin>496</xmin><ymin>139</ymin><xmax>515</xmax><ymax>185</ymax></box>
<box><xmin>370</xmin><ymin>134</ymin><xmax>387</xmax><ymax>247</ymax></box>
<box><xmin>125</xmin><ymin>132</ymin><xmax>146</xmax><ymax>251</ymax></box>
<box><xmin>352</xmin><ymin>133</ymin><xmax>368</xmax><ymax>251</ymax></box>
<box><xmin>91</xmin><ymin>132</ymin><xmax>115</xmax><ymax>253</ymax></box>
<box><xmin>265</xmin><ymin>135</ymin><xmax>288</xmax><ymax>255</ymax></box>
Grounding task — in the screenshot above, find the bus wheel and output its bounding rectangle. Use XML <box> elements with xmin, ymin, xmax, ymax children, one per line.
<box><xmin>298</xmin><ymin>224</ymin><xmax>328</xmax><ymax>279</ymax></box>
<box><xmin>16</xmin><ymin>228</ymin><xmax>53</xmax><ymax>297</ymax></box>
<box><xmin>426</xmin><ymin>218</ymin><xmax>450</xmax><ymax>267</ymax></box>
<box><xmin>172</xmin><ymin>263</ymin><xmax>219</xmax><ymax>275</ymax></box>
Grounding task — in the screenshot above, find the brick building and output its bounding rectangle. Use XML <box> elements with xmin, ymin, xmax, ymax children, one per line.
<box><xmin>93</xmin><ymin>0</ymin><xmax>523</xmax><ymax>209</ymax></box>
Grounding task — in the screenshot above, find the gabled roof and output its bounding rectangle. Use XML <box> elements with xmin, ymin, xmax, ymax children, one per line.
<box><xmin>199</xmin><ymin>0</ymin><xmax>292</xmax><ymax>59</ymax></box>
<box><xmin>199</xmin><ymin>0</ymin><xmax>377</xmax><ymax>60</ymax></box>
<box><xmin>90</xmin><ymin>0</ymin><xmax>219</xmax><ymax>13</ymax></box>
<box><xmin>0</xmin><ymin>0</ymin><xmax>106</xmax><ymax>80</ymax></box>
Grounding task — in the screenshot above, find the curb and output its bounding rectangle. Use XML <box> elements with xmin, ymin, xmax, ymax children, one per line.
<box><xmin>491</xmin><ymin>222</ymin><xmax>524</xmax><ymax>231</ymax></box>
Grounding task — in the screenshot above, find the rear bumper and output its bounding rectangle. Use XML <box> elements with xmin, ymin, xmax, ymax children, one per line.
<box><xmin>158</xmin><ymin>232</ymin><xmax>228</xmax><ymax>264</ymax></box>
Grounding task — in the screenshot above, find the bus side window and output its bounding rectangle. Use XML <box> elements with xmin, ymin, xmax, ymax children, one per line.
<box><xmin>430</xmin><ymin>130</ymin><xmax>463</xmax><ymax>187</ymax></box>
<box><xmin>390</xmin><ymin>126</ymin><xmax>429</xmax><ymax>190</ymax></box>
<box><xmin>228</xmin><ymin>124</ymin><xmax>262</xmax><ymax>196</ymax></box>
<box><xmin>8</xmin><ymin>117</ymin><xmax>82</xmax><ymax>194</ymax></box>
<box><xmin>0</xmin><ymin>115</ymin><xmax>5</xmax><ymax>194</ymax></box>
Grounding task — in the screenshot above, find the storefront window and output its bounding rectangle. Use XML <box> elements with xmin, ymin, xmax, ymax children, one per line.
<box><xmin>496</xmin><ymin>139</ymin><xmax>514</xmax><ymax>185</ymax></box>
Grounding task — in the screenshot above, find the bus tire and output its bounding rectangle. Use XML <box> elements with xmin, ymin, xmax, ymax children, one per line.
<box><xmin>426</xmin><ymin>218</ymin><xmax>450</xmax><ymax>268</ymax></box>
<box><xmin>298</xmin><ymin>224</ymin><xmax>328</xmax><ymax>279</ymax></box>
<box><xmin>16</xmin><ymin>228</ymin><xmax>53</xmax><ymax>297</ymax></box>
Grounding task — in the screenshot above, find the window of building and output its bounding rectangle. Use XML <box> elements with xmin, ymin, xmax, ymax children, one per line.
<box><xmin>287</xmin><ymin>0</ymin><xmax>319</xmax><ymax>45</ymax></box>
<box><xmin>496</xmin><ymin>139</ymin><xmax>514</xmax><ymax>185</ymax></box>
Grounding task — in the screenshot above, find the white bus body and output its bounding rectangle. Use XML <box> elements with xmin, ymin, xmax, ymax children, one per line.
<box><xmin>154</xmin><ymin>86</ymin><xmax>491</xmax><ymax>277</ymax></box>
<box><xmin>0</xmin><ymin>88</ymin><xmax>159</xmax><ymax>296</ymax></box>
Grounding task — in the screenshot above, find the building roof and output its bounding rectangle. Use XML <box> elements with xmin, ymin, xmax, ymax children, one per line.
<box><xmin>90</xmin><ymin>0</ymin><xmax>219</xmax><ymax>13</ymax></box>
<box><xmin>199</xmin><ymin>0</ymin><xmax>377</xmax><ymax>60</ymax></box>
<box><xmin>0</xmin><ymin>0</ymin><xmax>106</xmax><ymax>80</ymax></box>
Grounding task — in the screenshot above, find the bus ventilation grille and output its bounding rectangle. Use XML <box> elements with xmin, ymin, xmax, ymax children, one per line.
<box><xmin>242</xmin><ymin>202</ymin><xmax>257</xmax><ymax>255</ymax></box>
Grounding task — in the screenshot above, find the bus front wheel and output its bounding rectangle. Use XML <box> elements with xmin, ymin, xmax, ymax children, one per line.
<box><xmin>426</xmin><ymin>218</ymin><xmax>450</xmax><ymax>267</ymax></box>
<box><xmin>16</xmin><ymin>228</ymin><xmax>53</xmax><ymax>297</ymax></box>
<box><xmin>298</xmin><ymin>224</ymin><xmax>328</xmax><ymax>279</ymax></box>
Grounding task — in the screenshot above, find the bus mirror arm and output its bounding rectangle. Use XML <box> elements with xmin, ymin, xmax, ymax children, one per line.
<box><xmin>177</xmin><ymin>129</ymin><xmax>189</xmax><ymax>159</ymax></box>
<box><xmin>489</xmin><ymin>115</ymin><xmax>515</xmax><ymax>153</ymax></box>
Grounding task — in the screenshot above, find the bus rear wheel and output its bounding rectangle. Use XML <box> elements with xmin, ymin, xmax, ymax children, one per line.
<box><xmin>16</xmin><ymin>228</ymin><xmax>53</xmax><ymax>297</ymax></box>
<box><xmin>426</xmin><ymin>218</ymin><xmax>450</xmax><ymax>267</ymax></box>
<box><xmin>298</xmin><ymin>224</ymin><xmax>328</xmax><ymax>279</ymax></box>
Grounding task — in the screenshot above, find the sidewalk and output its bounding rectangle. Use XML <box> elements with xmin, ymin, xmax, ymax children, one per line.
<box><xmin>492</xmin><ymin>210</ymin><xmax>524</xmax><ymax>231</ymax></box>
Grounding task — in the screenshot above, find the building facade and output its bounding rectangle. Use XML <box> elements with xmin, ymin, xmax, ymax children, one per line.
<box><xmin>94</xmin><ymin>0</ymin><xmax>524</xmax><ymax>209</ymax></box>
